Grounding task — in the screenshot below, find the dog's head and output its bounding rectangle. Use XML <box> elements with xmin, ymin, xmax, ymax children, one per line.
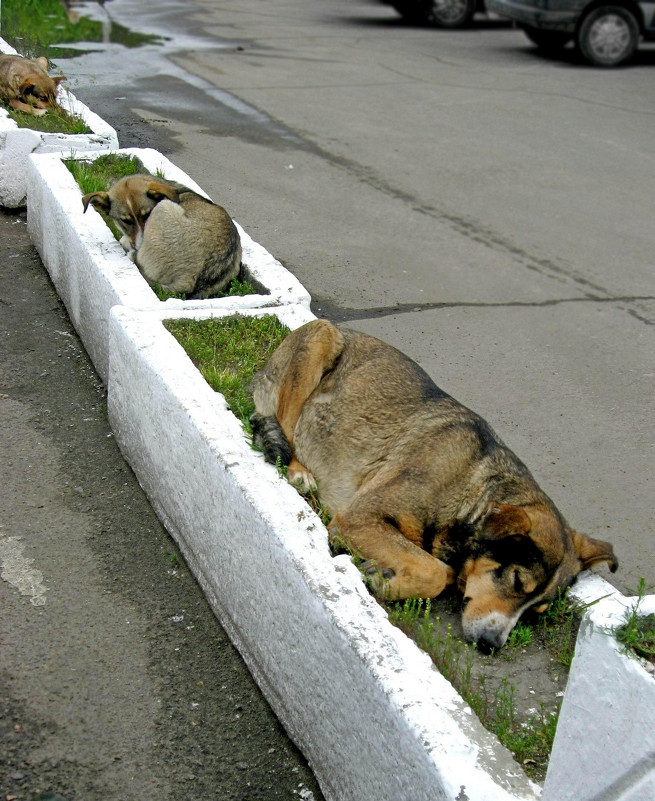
<box><xmin>82</xmin><ymin>175</ymin><xmax>182</xmax><ymax>249</ymax></box>
<box><xmin>458</xmin><ymin>502</ymin><xmax>618</xmax><ymax>649</ymax></box>
<box><xmin>7</xmin><ymin>56</ymin><xmax>65</xmax><ymax>111</ymax></box>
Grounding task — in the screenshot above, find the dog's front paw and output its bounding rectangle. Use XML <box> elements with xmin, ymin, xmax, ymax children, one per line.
<box><xmin>119</xmin><ymin>235</ymin><xmax>137</xmax><ymax>261</ymax></box>
<box><xmin>287</xmin><ymin>459</ymin><xmax>317</xmax><ymax>492</ymax></box>
<box><xmin>359</xmin><ymin>560</ymin><xmax>395</xmax><ymax>597</ymax></box>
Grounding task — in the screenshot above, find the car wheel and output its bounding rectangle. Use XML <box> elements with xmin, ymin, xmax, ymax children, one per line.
<box><xmin>522</xmin><ymin>26</ymin><xmax>573</xmax><ymax>51</ymax></box>
<box><xmin>577</xmin><ymin>6</ymin><xmax>639</xmax><ymax>66</ymax></box>
<box><xmin>392</xmin><ymin>0</ymin><xmax>477</xmax><ymax>28</ymax></box>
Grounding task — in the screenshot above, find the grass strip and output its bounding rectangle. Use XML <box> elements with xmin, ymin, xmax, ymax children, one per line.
<box><xmin>2</xmin><ymin>99</ymin><xmax>91</xmax><ymax>134</ymax></box>
<box><xmin>164</xmin><ymin>315</ymin><xmax>289</xmax><ymax>424</ymax></box>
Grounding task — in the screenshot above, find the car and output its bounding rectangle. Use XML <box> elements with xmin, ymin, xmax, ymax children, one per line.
<box><xmin>384</xmin><ymin>0</ymin><xmax>487</xmax><ymax>29</ymax></box>
<box><xmin>487</xmin><ymin>0</ymin><xmax>655</xmax><ymax>65</ymax></box>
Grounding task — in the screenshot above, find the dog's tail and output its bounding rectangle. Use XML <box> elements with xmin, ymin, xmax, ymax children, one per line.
<box><xmin>250</xmin><ymin>412</ymin><xmax>293</xmax><ymax>467</ymax></box>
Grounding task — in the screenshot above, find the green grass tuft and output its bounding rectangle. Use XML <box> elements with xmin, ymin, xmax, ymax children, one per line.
<box><xmin>615</xmin><ymin>578</ymin><xmax>655</xmax><ymax>664</ymax></box>
<box><xmin>164</xmin><ymin>315</ymin><xmax>289</xmax><ymax>424</ymax></box>
<box><xmin>64</xmin><ymin>153</ymin><xmax>145</xmax><ymax>196</ymax></box>
<box><xmin>2</xmin><ymin>99</ymin><xmax>91</xmax><ymax>134</ymax></box>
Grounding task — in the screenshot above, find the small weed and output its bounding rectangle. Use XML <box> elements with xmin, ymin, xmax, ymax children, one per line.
<box><xmin>504</xmin><ymin>621</ymin><xmax>534</xmax><ymax>656</ymax></box>
<box><xmin>615</xmin><ymin>578</ymin><xmax>655</xmax><ymax>665</ymax></box>
<box><xmin>534</xmin><ymin>588</ymin><xmax>584</xmax><ymax>669</ymax></box>
<box><xmin>163</xmin><ymin>549</ymin><xmax>180</xmax><ymax>568</ymax></box>
<box><xmin>153</xmin><ymin>276</ymin><xmax>256</xmax><ymax>302</ymax></box>
<box><xmin>386</xmin><ymin>596</ymin><xmax>562</xmax><ymax>778</ymax></box>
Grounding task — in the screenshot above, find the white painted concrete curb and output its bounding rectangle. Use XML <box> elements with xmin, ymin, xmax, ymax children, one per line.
<box><xmin>543</xmin><ymin>590</ymin><xmax>655</xmax><ymax>801</ymax></box>
<box><xmin>107</xmin><ymin>304</ymin><xmax>543</xmax><ymax>801</ymax></box>
<box><xmin>0</xmin><ymin>37</ymin><xmax>118</xmax><ymax>208</ymax></box>
<box><xmin>25</xmin><ymin>147</ymin><xmax>311</xmax><ymax>383</ymax></box>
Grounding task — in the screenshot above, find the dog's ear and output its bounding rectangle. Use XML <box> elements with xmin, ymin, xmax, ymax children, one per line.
<box><xmin>34</xmin><ymin>56</ymin><xmax>49</xmax><ymax>72</ymax></box>
<box><xmin>82</xmin><ymin>191</ymin><xmax>110</xmax><ymax>214</ymax></box>
<box><xmin>146</xmin><ymin>180</ymin><xmax>180</xmax><ymax>204</ymax></box>
<box><xmin>572</xmin><ymin>531</ymin><xmax>618</xmax><ymax>573</ymax></box>
<box><xmin>480</xmin><ymin>504</ymin><xmax>532</xmax><ymax>540</ymax></box>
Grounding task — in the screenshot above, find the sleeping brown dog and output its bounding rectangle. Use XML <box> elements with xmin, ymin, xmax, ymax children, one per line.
<box><xmin>250</xmin><ymin>320</ymin><xmax>618</xmax><ymax>649</ymax></box>
<box><xmin>82</xmin><ymin>174</ymin><xmax>241</xmax><ymax>299</ymax></box>
<box><xmin>0</xmin><ymin>54</ymin><xmax>65</xmax><ymax>116</ymax></box>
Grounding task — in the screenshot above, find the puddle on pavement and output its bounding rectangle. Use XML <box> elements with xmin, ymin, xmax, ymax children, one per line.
<box><xmin>1</xmin><ymin>0</ymin><xmax>163</xmax><ymax>59</ymax></box>
<box><xmin>1</xmin><ymin>0</ymin><xmax>306</xmax><ymax>150</ymax></box>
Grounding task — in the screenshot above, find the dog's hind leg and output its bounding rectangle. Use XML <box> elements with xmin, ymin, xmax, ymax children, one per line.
<box><xmin>251</xmin><ymin>320</ymin><xmax>345</xmax><ymax>485</ymax></box>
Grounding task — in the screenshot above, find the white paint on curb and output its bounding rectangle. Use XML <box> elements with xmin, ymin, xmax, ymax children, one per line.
<box><xmin>543</xmin><ymin>592</ymin><xmax>655</xmax><ymax>801</ymax></box>
<box><xmin>0</xmin><ymin>37</ymin><xmax>118</xmax><ymax>208</ymax></box>
<box><xmin>107</xmin><ymin>303</ymin><xmax>542</xmax><ymax>801</ymax></box>
<box><xmin>25</xmin><ymin>147</ymin><xmax>311</xmax><ymax>382</ymax></box>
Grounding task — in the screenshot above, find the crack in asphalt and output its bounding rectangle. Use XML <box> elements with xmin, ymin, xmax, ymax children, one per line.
<box><xmin>311</xmin><ymin>294</ymin><xmax>655</xmax><ymax>323</ymax></box>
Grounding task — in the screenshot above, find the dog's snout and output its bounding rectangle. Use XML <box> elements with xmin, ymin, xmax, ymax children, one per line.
<box><xmin>462</xmin><ymin>610</ymin><xmax>516</xmax><ymax>650</ymax></box>
<box><xmin>472</xmin><ymin>626</ymin><xmax>506</xmax><ymax>651</ymax></box>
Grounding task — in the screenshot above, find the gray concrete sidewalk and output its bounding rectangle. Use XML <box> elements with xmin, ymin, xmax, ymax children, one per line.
<box><xmin>0</xmin><ymin>206</ymin><xmax>323</xmax><ymax>800</ymax></box>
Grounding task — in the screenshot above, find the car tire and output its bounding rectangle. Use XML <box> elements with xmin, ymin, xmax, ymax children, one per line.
<box><xmin>522</xmin><ymin>26</ymin><xmax>573</xmax><ymax>51</ymax></box>
<box><xmin>576</xmin><ymin>6</ymin><xmax>639</xmax><ymax>66</ymax></box>
<box><xmin>392</xmin><ymin>0</ymin><xmax>477</xmax><ymax>28</ymax></box>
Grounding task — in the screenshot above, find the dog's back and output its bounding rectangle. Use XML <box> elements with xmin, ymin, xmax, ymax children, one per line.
<box><xmin>256</xmin><ymin>325</ymin><xmax>532</xmax><ymax>519</ymax></box>
<box><xmin>137</xmin><ymin>191</ymin><xmax>241</xmax><ymax>298</ymax></box>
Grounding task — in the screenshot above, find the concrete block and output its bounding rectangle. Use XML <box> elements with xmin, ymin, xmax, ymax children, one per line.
<box><xmin>0</xmin><ymin>37</ymin><xmax>118</xmax><ymax>208</ymax></box>
<box><xmin>106</xmin><ymin>302</ymin><xmax>542</xmax><ymax>801</ymax></box>
<box><xmin>25</xmin><ymin>147</ymin><xmax>311</xmax><ymax>382</ymax></box>
<box><xmin>543</xmin><ymin>591</ymin><xmax>655</xmax><ymax>801</ymax></box>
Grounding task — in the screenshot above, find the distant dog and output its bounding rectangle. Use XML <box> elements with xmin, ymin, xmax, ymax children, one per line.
<box><xmin>82</xmin><ymin>174</ymin><xmax>241</xmax><ymax>298</ymax></box>
<box><xmin>0</xmin><ymin>54</ymin><xmax>65</xmax><ymax>116</ymax></box>
<box><xmin>250</xmin><ymin>320</ymin><xmax>618</xmax><ymax>649</ymax></box>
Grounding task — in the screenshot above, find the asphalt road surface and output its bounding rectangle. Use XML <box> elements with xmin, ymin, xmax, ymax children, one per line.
<box><xmin>1</xmin><ymin>1</ymin><xmax>654</xmax><ymax>799</ymax></box>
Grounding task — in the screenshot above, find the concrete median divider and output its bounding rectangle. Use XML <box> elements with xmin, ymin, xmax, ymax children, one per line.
<box><xmin>543</xmin><ymin>585</ymin><xmax>655</xmax><ymax>801</ymax></box>
<box><xmin>25</xmin><ymin>146</ymin><xmax>311</xmax><ymax>382</ymax></box>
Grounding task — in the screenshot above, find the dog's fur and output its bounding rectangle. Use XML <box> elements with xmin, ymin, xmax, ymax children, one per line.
<box><xmin>0</xmin><ymin>54</ymin><xmax>65</xmax><ymax>116</ymax></box>
<box><xmin>82</xmin><ymin>174</ymin><xmax>241</xmax><ymax>299</ymax></box>
<box><xmin>250</xmin><ymin>320</ymin><xmax>618</xmax><ymax>648</ymax></box>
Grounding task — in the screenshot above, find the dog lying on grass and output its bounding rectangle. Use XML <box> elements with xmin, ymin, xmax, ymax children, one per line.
<box><xmin>250</xmin><ymin>319</ymin><xmax>618</xmax><ymax>649</ymax></box>
<box><xmin>0</xmin><ymin>54</ymin><xmax>65</xmax><ymax>116</ymax></box>
<box><xmin>82</xmin><ymin>174</ymin><xmax>241</xmax><ymax>299</ymax></box>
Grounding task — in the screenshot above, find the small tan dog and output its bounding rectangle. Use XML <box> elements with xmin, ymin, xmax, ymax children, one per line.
<box><xmin>82</xmin><ymin>174</ymin><xmax>242</xmax><ymax>298</ymax></box>
<box><xmin>0</xmin><ymin>54</ymin><xmax>65</xmax><ymax>116</ymax></box>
